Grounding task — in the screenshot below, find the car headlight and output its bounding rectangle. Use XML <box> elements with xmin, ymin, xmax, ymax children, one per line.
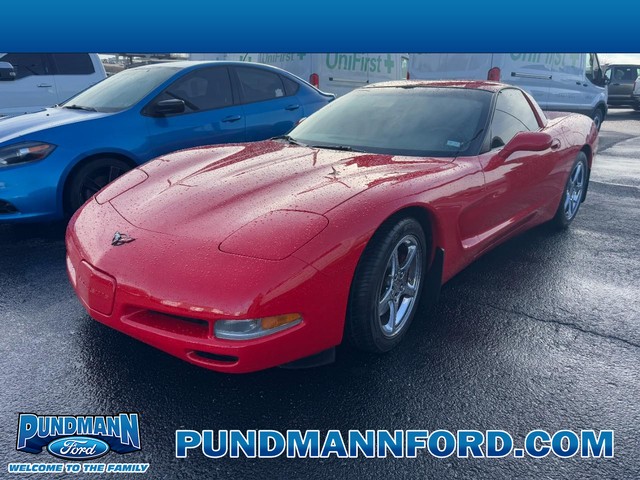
<box><xmin>0</xmin><ymin>142</ymin><xmax>56</xmax><ymax>167</ymax></box>
<box><xmin>214</xmin><ymin>314</ymin><xmax>302</xmax><ymax>340</ymax></box>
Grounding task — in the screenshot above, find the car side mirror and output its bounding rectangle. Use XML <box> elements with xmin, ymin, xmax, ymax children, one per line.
<box><xmin>0</xmin><ymin>62</ymin><xmax>16</xmax><ymax>81</ymax></box>
<box><xmin>500</xmin><ymin>131</ymin><xmax>553</xmax><ymax>158</ymax></box>
<box><xmin>152</xmin><ymin>99</ymin><xmax>185</xmax><ymax>116</ymax></box>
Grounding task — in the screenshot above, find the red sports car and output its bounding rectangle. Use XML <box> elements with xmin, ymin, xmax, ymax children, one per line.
<box><xmin>66</xmin><ymin>81</ymin><xmax>598</xmax><ymax>373</ymax></box>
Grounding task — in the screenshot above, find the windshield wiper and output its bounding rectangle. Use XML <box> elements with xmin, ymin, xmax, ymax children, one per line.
<box><xmin>453</xmin><ymin>128</ymin><xmax>485</xmax><ymax>156</ymax></box>
<box><xmin>309</xmin><ymin>144</ymin><xmax>366</xmax><ymax>153</ymax></box>
<box><xmin>64</xmin><ymin>104</ymin><xmax>97</xmax><ymax>112</ymax></box>
<box><xmin>272</xmin><ymin>135</ymin><xmax>308</xmax><ymax>147</ymax></box>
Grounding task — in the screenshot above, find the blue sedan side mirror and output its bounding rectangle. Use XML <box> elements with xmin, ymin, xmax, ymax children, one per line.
<box><xmin>152</xmin><ymin>99</ymin><xmax>185</xmax><ymax>116</ymax></box>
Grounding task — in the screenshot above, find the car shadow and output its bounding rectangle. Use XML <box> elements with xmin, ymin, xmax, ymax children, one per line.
<box><xmin>0</xmin><ymin>221</ymin><xmax>68</xmax><ymax>243</ymax></box>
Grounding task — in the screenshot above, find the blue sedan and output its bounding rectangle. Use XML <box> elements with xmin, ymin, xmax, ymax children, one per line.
<box><xmin>0</xmin><ymin>61</ymin><xmax>334</xmax><ymax>222</ymax></box>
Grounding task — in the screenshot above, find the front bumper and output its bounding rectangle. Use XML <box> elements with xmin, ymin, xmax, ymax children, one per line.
<box><xmin>0</xmin><ymin>152</ymin><xmax>66</xmax><ymax>223</ymax></box>
<box><xmin>66</xmin><ymin>200</ymin><xmax>346</xmax><ymax>373</ymax></box>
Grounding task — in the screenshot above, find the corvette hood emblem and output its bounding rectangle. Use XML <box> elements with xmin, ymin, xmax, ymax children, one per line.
<box><xmin>111</xmin><ymin>231</ymin><xmax>135</xmax><ymax>246</ymax></box>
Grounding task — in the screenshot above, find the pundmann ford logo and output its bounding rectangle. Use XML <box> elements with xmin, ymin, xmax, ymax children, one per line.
<box><xmin>16</xmin><ymin>413</ymin><xmax>141</xmax><ymax>459</ymax></box>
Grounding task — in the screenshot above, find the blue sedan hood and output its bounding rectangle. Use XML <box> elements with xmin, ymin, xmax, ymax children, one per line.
<box><xmin>0</xmin><ymin>108</ymin><xmax>111</xmax><ymax>145</ymax></box>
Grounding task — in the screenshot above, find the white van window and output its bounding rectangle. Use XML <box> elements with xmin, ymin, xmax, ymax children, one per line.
<box><xmin>0</xmin><ymin>53</ymin><xmax>50</xmax><ymax>79</ymax></box>
<box><xmin>401</xmin><ymin>57</ymin><xmax>409</xmax><ymax>79</ymax></box>
<box><xmin>585</xmin><ymin>53</ymin><xmax>602</xmax><ymax>84</ymax></box>
<box><xmin>51</xmin><ymin>54</ymin><xmax>95</xmax><ymax>75</ymax></box>
<box><xmin>236</xmin><ymin>67</ymin><xmax>286</xmax><ymax>103</ymax></box>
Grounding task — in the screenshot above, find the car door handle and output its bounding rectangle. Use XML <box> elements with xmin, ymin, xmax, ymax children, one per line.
<box><xmin>222</xmin><ymin>115</ymin><xmax>242</xmax><ymax>123</ymax></box>
<box><xmin>37</xmin><ymin>83</ymin><xmax>53</xmax><ymax>88</ymax></box>
<box><xmin>285</xmin><ymin>104</ymin><xmax>300</xmax><ymax>111</ymax></box>
<box><xmin>612</xmin><ymin>83</ymin><xmax>621</xmax><ymax>86</ymax></box>
<box><xmin>551</xmin><ymin>139</ymin><xmax>561</xmax><ymax>150</ymax></box>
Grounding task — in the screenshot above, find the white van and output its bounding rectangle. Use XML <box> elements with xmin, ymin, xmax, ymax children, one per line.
<box><xmin>189</xmin><ymin>53</ymin><xmax>410</xmax><ymax>97</ymax></box>
<box><xmin>0</xmin><ymin>53</ymin><xmax>106</xmax><ymax>117</ymax></box>
<box><xmin>409</xmin><ymin>53</ymin><xmax>609</xmax><ymax>129</ymax></box>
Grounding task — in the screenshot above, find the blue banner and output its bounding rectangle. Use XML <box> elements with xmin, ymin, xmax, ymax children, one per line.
<box><xmin>2</xmin><ymin>0</ymin><xmax>639</xmax><ymax>52</ymax></box>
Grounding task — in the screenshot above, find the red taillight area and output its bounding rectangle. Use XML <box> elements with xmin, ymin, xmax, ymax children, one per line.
<box><xmin>407</xmin><ymin>71</ymin><xmax>410</xmax><ymax>80</ymax></box>
<box><xmin>487</xmin><ymin>67</ymin><xmax>501</xmax><ymax>81</ymax></box>
<box><xmin>76</xmin><ymin>261</ymin><xmax>116</xmax><ymax>315</ymax></box>
<box><xmin>309</xmin><ymin>73</ymin><xmax>319</xmax><ymax>88</ymax></box>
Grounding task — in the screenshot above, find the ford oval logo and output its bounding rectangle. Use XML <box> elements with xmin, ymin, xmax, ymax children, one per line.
<box><xmin>47</xmin><ymin>436</ymin><xmax>110</xmax><ymax>460</ymax></box>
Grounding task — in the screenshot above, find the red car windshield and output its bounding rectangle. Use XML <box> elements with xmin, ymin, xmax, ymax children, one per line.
<box><xmin>288</xmin><ymin>87</ymin><xmax>493</xmax><ymax>157</ymax></box>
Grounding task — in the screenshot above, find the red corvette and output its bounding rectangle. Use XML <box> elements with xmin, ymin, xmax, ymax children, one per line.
<box><xmin>66</xmin><ymin>81</ymin><xmax>598</xmax><ymax>373</ymax></box>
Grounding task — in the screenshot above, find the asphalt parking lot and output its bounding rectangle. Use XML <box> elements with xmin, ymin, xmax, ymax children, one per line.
<box><xmin>1</xmin><ymin>108</ymin><xmax>639</xmax><ymax>479</ymax></box>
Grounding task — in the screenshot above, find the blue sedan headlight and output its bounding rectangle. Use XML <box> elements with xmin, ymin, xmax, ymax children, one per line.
<box><xmin>0</xmin><ymin>142</ymin><xmax>56</xmax><ymax>167</ymax></box>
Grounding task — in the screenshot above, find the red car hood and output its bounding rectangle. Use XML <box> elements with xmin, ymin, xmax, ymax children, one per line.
<box><xmin>108</xmin><ymin>140</ymin><xmax>454</xmax><ymax>241</ymax></box>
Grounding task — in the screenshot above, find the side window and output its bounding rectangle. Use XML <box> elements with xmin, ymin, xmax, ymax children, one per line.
<box><xmin>490</xmin><ymin>89</ymin><xmax>539</xmax><ymax>148</ymax></box>
<box><xmin>522</xmin><ymin>90</ymin><xmax>546</xmax><ymax>126</ymax></box>
<box><xmin>51</xmin><ymin>54</ymin><xmax>95</xmax><ymax>75</ymax></box>
<box><xmin>155</xmin><ymin>67</ymin><xmax>233</xmax><ymax>113</ymax></box>
<box><xmin>236</xmin><ymin>67</ymin><xmax>286</xmax><ymax>103</ymax></box>
<box><xmin>0</xmin><ymin>53</ymin><xmax>49</xmax><ymax>79</ymax></box>
<box><xmin>585</xmin><ymin>54</ymin><xmax>594</xmax><ymax>81</ymax></box>
<box><xmin>280</xmin><ymin>75</ymin><xmax>300</xmax><ymax>96</ymax></box>
<box><xmin>401</xmin><ymin>57</ymin><xmax>409</xmax><ymax>79</ymax></box>
<box><xmin>616</xmin><ymin>66</ymin><xmax>638</xmax><ymax>82</ymax></box>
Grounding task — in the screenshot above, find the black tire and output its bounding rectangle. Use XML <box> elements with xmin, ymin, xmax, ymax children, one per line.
<box><xmin>592</xmin><ymin>107</ymin><xmax>604</xmax><ymax>131</ymax></box>
<box><xmin>65</xmin><ymin>158</ymin><xmax>131</xmax><ymax>214</ymax></box>
<box><xmin>550</xmin><ymin>152</ymin><xmax>588</xmax><ymax>229</ymax></box>
<box><xmin>346</xmin><ymin>217</ymin><xmax>427</xmax><ymax>353</ymax></box>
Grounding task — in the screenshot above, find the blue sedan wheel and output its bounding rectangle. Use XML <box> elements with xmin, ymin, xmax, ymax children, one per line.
<box><xmin>65</xmin><ymin>158</ymin><xmax>132</xmax><ymax>213</ymax></box>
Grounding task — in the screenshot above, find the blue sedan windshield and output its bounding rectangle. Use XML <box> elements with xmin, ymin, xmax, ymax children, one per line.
<box><xmin>61</xmin><ymin>66</ymin><xmax>181</xmax><ymax>113</ymax></box>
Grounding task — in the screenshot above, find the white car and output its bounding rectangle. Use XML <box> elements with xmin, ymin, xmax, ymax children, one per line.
<box><xmin>0</xmin><ymin>53</ymin><xmax>106</xmax><ymax>117</ymax></box>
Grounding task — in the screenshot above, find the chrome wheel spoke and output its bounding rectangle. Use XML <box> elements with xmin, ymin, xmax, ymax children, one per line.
<box><xmin>399</xmin><ymin>245</ymin><xmax>417</xmax><ymax>274</ymax></box>
<box><xmin>379</xmin><ymin>288</ymin><xmax>392</xmax><ymax>314</ymax></box>
<box><xmin>385</xmin><ymin>300</ymin><xmax>397</xmax><ymax>332</ymax></box>
<box><xmin>564</xmin><ymin>161</ymin><xmax>586</xmax><ymax>220</ymax></box>
<box><xmin>571</xmin><ymin>163</ymin><xmax>582</xmax><ymax>183</ymax></box>
<box><xmin>377</xmin><ymin>233</ymin><xmax>423</xmax><ymax>338</ymax></box>
<box><xmin>390</xmin><ymin>249</ymin><xmax>399</xmax><ymax>276</ymax></box>
<box><xmin>404</xmin><ymin>281</ymin><xmax>417</xmax><ymax>296</ymax></box>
